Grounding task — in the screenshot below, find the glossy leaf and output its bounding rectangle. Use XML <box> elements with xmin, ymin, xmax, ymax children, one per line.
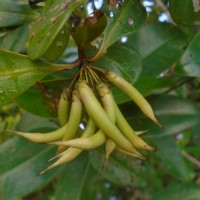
<box><xmin>89</xmin><ymin>148</ymin><xmax>146</xmax><ymax>187</ymax></box>
<box><xmin>90</xmin><ymin>0</ymin><xmax>146</xmax><ymax>60</ymax></box>
<box><xmin>0</xmin><ymin>0</ymin><xmax>38</xmax><ymax>28</ymax></box>
<box><xmin>95</xmin><ymin>43</ymin><xmax>142</xmax><ymax>83</ymax></box>
<box><xmin>0</xmin><ymin>49</ymin><xmax>62</xmax><ymax>106</ymax></box>
<box><xmin>0</xmin><ymin>112</ymin><xmax>61</xmax><ymax>200</ymax></box>
<box><xmin>42</xmin><ymin>24</ymin><xmax>70</xmax><ymax>62</ymax></box>
<box><xmin>15</xmin><ymin>77</ymin><xmax>73</xmax><ymax>118</ymax></box>
<box><xmin>175</xmin><ymin>31</ymin><xmax>200</xmax><ymax>77</ymax></box>
<box><xmin>169</xmin><ymin>0</ymin><xmax>200</xmax><ymax>25</ymax></box>
<box><xmin>127</xmin><ymin>22</ymin><xmax>188</xmax><ymax>76</ymax></box>
<box><xmin>27</xmin><ymin>0</ymin><xmax>83</xmax><ymax>60</ymax></box>
<box><xmin>0</xmin><ymin>25</ymin><xmax>29</xmax><ymax>52</ymax></box>
<box><xmin>71</xmin><ymin>10</ymin><xmax>107</xmax><ymax>49</ymax></box>
<box><xmin>153</xmin><ymin>183</ymin><xmax>200</xmax><ymax>200</ymax></box>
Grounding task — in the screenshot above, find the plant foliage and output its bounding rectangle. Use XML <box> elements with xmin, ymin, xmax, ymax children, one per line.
<box><xmin>0</xmin><ymin>0</ymin><xmax>200</xmax><ymax>199</ymax></box>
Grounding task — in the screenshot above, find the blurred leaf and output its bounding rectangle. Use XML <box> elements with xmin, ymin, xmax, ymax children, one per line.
<box><xmin>150</xmin><ymin>136</ymin><xmax>192</xmax><ymax>181</ymax></box>
<box><xmin>95</xmin><ymin>43</ymin><xmax>142</xmax><ymax>83</ymax></box>
<box><xmin>55</xmin><ymin>154</ymin><xmax>88</xmax><ymax>200</ymax></box>
<box><xmin>55</xmin><ymin>157</ymin><xmax>108</xmax><ymax>200</ymax></box>
<box><xmin>0</xmin><ymin>112</ymin><xmax>61</xmax><ymax>200</ymax></box>
<box><xmin>121</xmin><ymin>94</ymin><xmax>200</xmax><ymax>138</ymax></box>
<box><xmin>175</xmin><ymin>31</ymin><xmax>200</xmax><ymax>77</ymax></box>
<box><xmin>169</xmin><ymin>0</ymin><xmax>200</xmax><ymax>25</ymax></box>
<box><xmin>27</xmin><ymin>0</ymin><xmax>82</xmax><ymax>60</ymax></box>
<box><xmin>152</xmin><ymin>183</ymin><xmax>200</xmax><ymax>200</ymax></box>
<box><xmin>0</xmin><ymin>49</ymin><xmax>62</xmax><ymax>106</ymax></box>
<box><xmin>89</xmin><ymin>148</ymin><xmax>146</xmax><ymax>187</ymax></box>
<box><xmin>126</xmin><ymin>22</ymin><xmax>188</xmax><ymax>76</ymax></box>
<box><xmin>92</xmin><ymin>0</ymin><xmax>146</xmax><ymax>59</ymax></box>
<box><xmin>0</xmin><ymin>0</ymin><xmax>38</xmax><ymax>28</ymax></box>
<box><xmin>120</xmin><ymin>94</ymin><xmax>200</xmax><ymax>180</ymax></box>
<box><xmin>0</xmin><ymin>25</ymin><xmax>28</xmax><ymax>52</ymax></box>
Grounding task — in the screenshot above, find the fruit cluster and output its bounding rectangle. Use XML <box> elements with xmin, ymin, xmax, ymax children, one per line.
<box><xmin>16</xmin><ymin>66</ymin><xmax>161</xmax><ymax>174</ymax></box>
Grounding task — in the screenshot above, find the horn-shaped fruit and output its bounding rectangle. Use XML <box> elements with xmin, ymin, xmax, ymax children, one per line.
<box><xmin>15</xmin><ymin>122</ymin><xmax>68</xmax><ymax>143</ymax></box>
<box><xmin>105</xmin><ymin>71</ymin><xmax>162</xmax><ymax>128</ymax></box>
<box><xmin>115</xmin><ymin>102</ymin><xmax>156</xmax><ymax>152</ymax></box>
<box><xmin>57</xmin><ymin>90</ymin><xmax>82</xmax><ymax>153</ymax></box>
<box><xmin>77</xmin><ymin>81</ymin><xmax>136</xmax><ymax>153</ymax></box>
<box><xmin>58</xmin><ymin>88</ymin><xmax>71</xmax><ymax>127</ymax></box>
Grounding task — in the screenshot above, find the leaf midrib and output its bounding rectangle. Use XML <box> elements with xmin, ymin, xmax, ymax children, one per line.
<box><xmin>0</xmin><ymin>66</ymin><xmax>58</xmax><ymax>77</ymax></box>
<box><xmin>143</xmin><ymin>33</ymin><xmax>180</xmax><ymax>60</ymax></box>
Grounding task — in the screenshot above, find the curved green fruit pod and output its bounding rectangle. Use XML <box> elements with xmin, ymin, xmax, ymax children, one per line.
<box><xmin>71</xmin><ymin>10</ymin><xmax>107</xmax><ymax>49</ymax></box>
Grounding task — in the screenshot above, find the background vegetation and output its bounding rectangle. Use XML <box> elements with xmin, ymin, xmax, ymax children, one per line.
<box><xmin>0</xmin><ymin>0</ymin><xmax>200</xmax><ymax>199</ymax></box>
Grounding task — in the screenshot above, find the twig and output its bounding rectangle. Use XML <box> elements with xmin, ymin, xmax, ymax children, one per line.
<box><xmin>181</xmin><ymin>150</ymin><xmax>200</xmax><ymax>168</ymax></box>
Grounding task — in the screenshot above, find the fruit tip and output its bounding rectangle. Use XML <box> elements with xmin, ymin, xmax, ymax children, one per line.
<box><xmin>152</xmin><ymin>117</ymin><xmax>163</xmax><ymax>129</ymax></box>
<box><xmin>39</xmin><ymin>164</ymin><xmax>56</xmax><ymax>175</ymax></box>
<box><xmin>135</xmin><ymin>130</ymin><xmax>149</xmax><ymax>136</ymax></box>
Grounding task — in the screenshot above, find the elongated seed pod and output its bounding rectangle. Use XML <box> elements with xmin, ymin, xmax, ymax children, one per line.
<box><xmin>105</xmin><ymin>71</ymin><xmax>162</xmax><ymax>127</ymax></box>
<box><xmin>116</xmin><ymin>147</ymin><xmax>146</xmax><ymax>160</ymax></box>
<box><xmin>115</xmin><ymin>103</ymin><xmax>156</xmax><ymax>152</ymax></box>
<box><xmin>15</xmin><ymin>122</ymin><xmax>68</xmax><ymax>143</ymax></box>
<box><xmin>49</xmin><ymin>129</ymin><xmax>106</xmax><ymax>150</ymax></box>
<box><xmin>40</xmin><ymin>148</ymin><xmax>82</xmax><ymax>174</ymax></box>
<box><xmin>58</xmin><ymin>88</ymin><xmax>71</xmax><ymax>127</ymax></box>
<box><xmin>96</xmin><ymin>82</ymin><xmax>116</xmax><ymax>160</ymax></box>
<box><xmin>57</xmin><ymin>90</ymin><xmax>82</xmax><ymax>153</ymax></box>
<box><xmin>77</xmin><ymin>81</ymin><xmax>135</xmax><ymax>153</ymax></box>
<box><xmin>49</xmin><ymin>118</ymin><xmax>97</xmax><ymax>161</ymax></box>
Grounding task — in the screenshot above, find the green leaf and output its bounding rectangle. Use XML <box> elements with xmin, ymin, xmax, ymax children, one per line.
<box><xmin>15</xmin><ymin>86</ymin><xmax>57</xmax><ymax>118</ymax></box>
<box><xmin>0</xmin><ymin>49</ymin><xmax>61</xmax><ymax>106</ymax></box>
<box><xmin>119</xmin><ymin>95</ymin><xmax>200</xmax><ymax>180</ymax></box>
<box><xmin>126</xmin><ymin>22</ymin><xmax>188</xmax><ymax>76</ymax></box>
<box><xmin>55</xmin><ymin>154</ymin><xmax>88</xmax><ymax>200</ymax></box>
<box><xmin>55</xmin><ymin>160</ymin><xmax>110</xmax><ymax>200</ymax></box>
<box><xmin>27</xmin><ymin>0</ymin><xmax>83</xmax><ymax>60</ymax></box>
<box><xmin>89</xmin><ymin>148</ymin><xmax>146</xmax><ymax>187</ymax></box>
<box><xmin>169</xmin><ymin>0</ymin><xmax>200</xmax><ymax>25</ymax></box>
<box><xmin>121</xmin><ymin>94</ymin><xmax>200</xmax><ymax>138</ymax></box>
<box><xmin>15</xmin><ymin>78</ymin><xmax>72</xmax><ymax>118</ymax></box>
<box><xmin>95</xmin><ymin>43</ymin><xmax>142</xmax><ymax>83</ymax></box>
<box><xmin>152</xmin><ymin>183</ymin><xmax>200</xmax><ymax>200</ymax></box>
<box><xmin>0</xmin><ymin>0</ymin><xmax>38</xmax><ymax>28</ymax></box>
<box><xmin>55</xmin><ymin>156</ymin><xmax>104</xmax><ymax>200</ymax></box>
<box><xmin>91</xmin><ymin>0</ymin><xmax>146</xmax><ymax>60</ymax></box>
<box><xmin>42</xmin><ymin>24</ymin><xmax>70</xmax><ymax>62</ymax></box>
<box><xmin>150</xmin><ymin>136</ymin><xmax>192</xmax><ymax>181</ymax></box>
<box><xmin>0</xmin><ymin>25</ymin><xmax>28</xmax><ymax>52</ymax></box>
<box><xmin>175</xmin><ymin>31</ymin><xmax>200</xmax><ymax>77</ymax></box>
<box><xmin>0</xmin><ymin>112</ymin><xmax>61</xmax><ymax>200</ymax></box>
<box><xmin>71</xmin><ymin>10</ymin><xmax>107</xmax><ymax>49</ymax></box>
